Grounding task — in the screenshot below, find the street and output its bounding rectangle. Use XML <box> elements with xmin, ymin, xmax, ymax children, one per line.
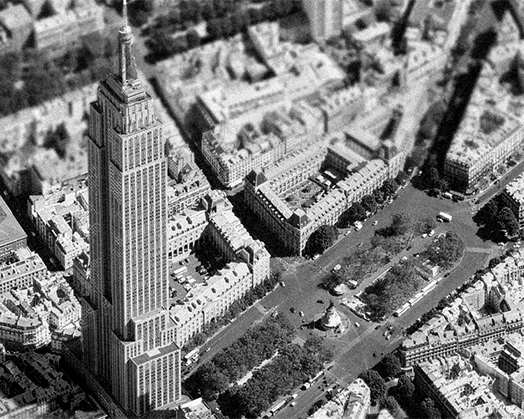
<box><xmin>185</xmin><ymin>183</ymin><xmax>496</xmax><ymax>418</ymax></box>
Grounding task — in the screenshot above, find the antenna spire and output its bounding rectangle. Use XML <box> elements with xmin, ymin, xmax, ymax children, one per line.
<box><xmin>123</xmin><ymin>0</ymin><xmax>129</xmax><ymax>28</ymax></box>
<box><xmin>118</xmin><ymin>0</ymin><xmax>138</xmax><ymax>83</ymax></box>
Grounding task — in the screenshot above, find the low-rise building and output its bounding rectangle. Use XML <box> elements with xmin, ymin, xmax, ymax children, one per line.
<box><xmin>177</xmin><ymin>397</ymin><xmax>217</xmax><ymax>419</ymax></box>
<box><xmin>171</xmin><ymin>262</ymin><xmax>253</xmax><ymax>348</ymax></box>
<box><xmin>28</xmin><ymin>174</ymin><xmax>89</xmax><ymax>270</ymax></box>
<box><xmin>0</xmin><ymin>4</ymin><xmax>33</xmax><ymax>54</ymax></box>
<box><xmin>0</xmin><ymin>248</ymin><xmax>46</xmax><ymax>295</ymax></box>
<box><xmin>307</xmin><ymin>378</ymin><xmax>370</xmax><ymax>419</ymax></box>
<box><xmin>0</xmin><ymin>351</ymin><xmax>106</xmax><ymax>419</ymax></box>
<box><xmin>501</xmin><ymin>172</ymin><xmax>524</xmax><ymax>232</ymax></box>
<box><xmin>444</xmin><ymin>32</ymin><xmax>524</xmax><ymax>192</ymax></box>
<box><xmin>34</xmin><ymin>0</ymin><xmax>104</xmax><ymax>56</ymax></box>
<box><xmin>0</xmin><ymin>195</ymin><xmax>27</xmax><ymax>259</ymax></box>
<box><xmin>0</xmin><ymin>83</ymin><xmax>96</xmax><ymax>197</ymax></box>
<box><xmin>401</xmin><ymin>250</ymin><xmax>524</xmax><ymax>367</ymax></box>
<box><xmin>167</xmin><ymin>146</ymin><xmax>211</xmax><ymax>215</ymax></box>
<box><xmin>169</xmin><ymin>190</ymin><xmax>270</xmax><ymax>347</ymax></box>
<box><xmin>414</xmin><ymin>356</ymin><xmax>524</xmax><ymax>418</ymax></box>
<box><xmin>244</xmin><ymin>137</ymin><xmax>392</xmax><ymax>255</ymax></box>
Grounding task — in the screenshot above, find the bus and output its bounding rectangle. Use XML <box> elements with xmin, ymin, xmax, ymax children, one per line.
<box><xmin>269</xmin><ymin>399</ymin><xmax>287</xmax><ymax>415</ymax></box>
<box><xmin>437</xmin><ymin>212</ymin><xmax>452</xmax><ymax>222</ymax></box>
<box><xmin>451</xmin><ymin>191</ymin><xmax>465</xmax><ymax>201</ymax></box>
<box><xmin>184</xmin><ymin>348</ymin><xmax>199</xmax><ymax>366</ymax></box>
<box><xmin>410</xmin><ymin>292</ymin><xmax>424</xmax><ymax>306</ymax></box>
<box><xmin>310</xmin><ymin>370</ymin><xmax>324</xmax><ymax>383</ymax></box>
<box><xmin>394</xmin><ymin>302</ymin><xmax>410</xmax><ymax>317</ymax></box>
<box><xmin>422</xmin><ymin>281</ymin><xmax>437</xmax><ymax>294</ymax></box>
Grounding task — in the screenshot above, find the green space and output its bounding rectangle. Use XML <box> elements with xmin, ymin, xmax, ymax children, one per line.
<box><xmin>217</xmin><ymin>336</ymin><xmax>332</xmax><ymax>418</ymax></box>
<box><xmin>184</xmin><ymin>312</ymin><xmax>295</xmax><ymax>399</ymax></box>
<box><xmin>361</xmin><ymin>230</ymin><xmax>464</xmax><ymax>320</ymax></box>
<box><xmin>323</xmin><ymin>212</ymin><xmax>433</xmax><ymax>290</ymax></box>
<box><xmin>184</xmin><ymin>313</ymin><xmax>333</xmax><ymax>418</ymax></box>
<box><xmin>323</xmin><ymin>211</ymin><xmax>464</xmax><ymax>320</ymax></box>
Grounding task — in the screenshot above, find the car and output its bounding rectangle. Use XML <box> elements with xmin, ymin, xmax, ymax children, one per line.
<box><xmin>291</xmin><ymin>402</ymin><xmax>296</xmax><ymax>407</ymax></box>
<box><xmin>313</xmin><ymin>254</ymin><xmax>320</xmax><ymax>260</ymax></box>
<box><xmin>332</xmin><ymin>264</ymin><xmax>341</xmax><ymax>272</ymax></box>
<box><xmin>299</xmin><ymin>311</ymin><xmax>305</xmax><ymax>317</ymax></box>
<box><xmin>422</xmin><ymin>233</ymin><xmax>428</xmax><ymax>238</ymax></box>
<box><xmin>375</xmin><ymin>325</ymin><xmax>381</xmax><ymax>330</ymax></box>
<box><xmin>205</xmin><ymin>348</ymin><xmax>211</xmax><ymax>353</ymax></box>
<box><xmin>357</xmin><ymin>243</ymin><xmax>363</xmax><ymax>247</ymax></box>
<box><xmin>290</xmin><ymin>307</ymin><xmax>296</xmax><ymax>313</ymax></box>
<box><xmin>345</xmin><ymin>230</ymin><xmax>351</xmax><ymax>236</ymax></box>
<box><xmin>372</xmin><ymin>220</ymin><xmax>378</xmax><ymax>226</ymax></box>
<box><xmin>280</xmin><ymin>281</ymin><xmax>286</xmax><ymax>287</ymax></box>
<box><xmin>317</xmin><ymin>299</ymin><xmax>324</xmax><ymax>304</ymax></box>
<box><xmin>355</xmin><ymin>322</ymin><xmax>360</xmax><ymax>327</ymax></box>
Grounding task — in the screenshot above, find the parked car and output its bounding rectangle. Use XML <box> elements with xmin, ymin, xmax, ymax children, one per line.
<box><xmin>372</xmin><ymin>220</ymin><xmax>378</xmax><ymax>226</ymax></box>
<box><xmin>299</xmin><ymin>311</ymin><xmax>305</xmax><ymax>317</ymax></box>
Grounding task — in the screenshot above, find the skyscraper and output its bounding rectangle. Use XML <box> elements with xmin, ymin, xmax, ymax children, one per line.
<box><xmin>81</xmin><ymin>1</ymin><xmax>181</xmax><ymax>415</ymax></box>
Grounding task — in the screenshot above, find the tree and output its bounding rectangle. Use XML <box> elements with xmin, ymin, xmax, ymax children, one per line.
<box><xmin>206</xmin><ymin>18</ymin><xmax>224</xmax><ymax>39</ymax></box>
<box><xmin>373</xmin><ymin>189</ymin><xmax>385</xmax><ymax>205</ymax></box>
<box><xmin>359</xmin><ymin>370</ymin><xmax>387</xmax><ymax>403</ymax></box>
<box><xmin>343</xmin><ymin>203</ymin><xmax>366</xmax><ymax>225</ymax></box>
<box><xmin>395</xmin><ymin>171</ymin><xmax>409</xmax><ymax>185</ymax></box>
<box><xmin>497</xmin><ymin>207</ymin><xmax>519</xmax><ymax>237</ymax></box>
<box><xmin>380</xmin><ymin>396</ymin><xmax>401</xmax><ymax>417</ymax></box>
<box><xmin>488</xmin><ymin>257</ymin><xmax>501</xmax><ymax>269</ymax></box>
<box><xmin>185</xmin><ymin>362</ymin><xmax>229</xmax><ymax>400</ymax></box>
<box><xmin>375</xmin><ymin>353</ymin><xmax>402</xmax><ymax>379</ymax></box>
<box><xmin>389</xmin><ymin>213</ymin><xmax>412</xmax><ymax>236</ymax></box>
<box><xmin>362</xmin><ymin>195</ymin><xmax>378</xmax><ymax>214</ymax></box>
<box><xmin>186</xmin><ymin>29</ymin><xmax>201</xmax><ymax>48</ymax></box>
<box><xmin>406</xmin><ymin>146</ymin><xmax>426</xmax><ymax>170</ymax></box>
<box><xmin>307</xmin><ymin>225</ymin><xmax>338</xmax><ymax>255</ymax></box>
<box><xmin>474</xmin><ymin>199</ymin><xmax>498</xmax><ymax>226</ymax></box>
<box><xmin>415</xmin><ymin>216</ymin><xmax>436</xmax><ymax>235</ymax></box>
<box><xmin>420</xmin><ymin>398</ymin><xmax>442</xmax><ymax>419</ymax></box>
<box><xmin>394</xmin><ymin>375</ymin><xmax>415</xmax><ymax>401</ymax></box>
<box><xmin>381</xmin><ymin>178</ymin><xmax>398</xmax><ymax>198</ymax></box>
<box><xmin>321</xmin><ymin>273</ymin><xmax>343</xmax><ymax>291</ymax></box>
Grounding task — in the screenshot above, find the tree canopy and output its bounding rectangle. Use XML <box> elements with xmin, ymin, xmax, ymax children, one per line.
<box><xmin>307</xmin><ymin>225</ymin><xmax>338</xmax><ymax>255</ymax></box>
<box><xmin>359</xmin><ymin>370</ymin><xmax>387</xmax><ymax>403</ymax></box>
<box><xmin>497</xmin><ymin>207</ymin><xmax>519</xmax><ymax>238</ymax></box>
<box><xmin>375</xmin><ymin>353</ymin><xmax>402</xmax><ymax>379</ymax></box>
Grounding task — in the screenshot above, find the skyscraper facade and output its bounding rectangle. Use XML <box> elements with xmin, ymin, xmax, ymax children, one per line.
<box><xmin>81</xmin><ymin>2</ymin><xmax>181</xmax><ymax>415</ymax></box>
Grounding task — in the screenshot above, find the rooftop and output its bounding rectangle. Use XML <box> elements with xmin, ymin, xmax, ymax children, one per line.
<box><xmin>505</xmin><ymin>171</ymin><xmax>524</xmax><ymax>204</ymax></box>
<box><xmin>0</xmin><ymin>196</ymin><xmax>26</xmax><ymax>252</ymax></box>
<box><xmin>446</xmin><ymin>64</ymin><xmax>524</xmax><ymax>168</ymax></box>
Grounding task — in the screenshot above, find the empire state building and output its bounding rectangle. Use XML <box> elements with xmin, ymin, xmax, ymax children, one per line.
<box><xmin>81</xmin><ymin>1</ymin><xmax>181</xmax><ymax>415</ymax></box>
